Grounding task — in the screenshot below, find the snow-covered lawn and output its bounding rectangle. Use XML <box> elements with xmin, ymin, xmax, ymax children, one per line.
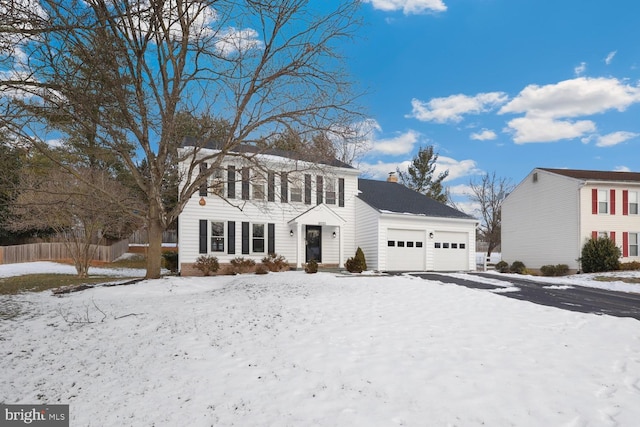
<box><xmin>1</xmin><ymin>263</ymin><xmax>640</xmax><ymax>426</ymax></box>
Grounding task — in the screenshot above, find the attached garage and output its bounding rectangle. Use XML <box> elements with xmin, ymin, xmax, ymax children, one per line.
<box><xmin>386</xmin><ymin>228</ymin><xmax>426</xmax><ymax>271</ymax></box>
<box><xmin>356</xmin><ymin>178</ymin><xmax>478</xmax><ymax>272</ymax></box>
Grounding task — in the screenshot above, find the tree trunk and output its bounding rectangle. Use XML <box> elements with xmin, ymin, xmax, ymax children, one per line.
<box><xmin>146</xmin><ymin>214</ymin><xmax>164</xmax><ymax>279</ymax></box>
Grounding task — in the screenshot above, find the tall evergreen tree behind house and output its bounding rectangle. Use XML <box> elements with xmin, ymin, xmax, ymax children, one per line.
<box><xmin>397</xmin><ymin>145</ymin><xmax>449</xmax><ymax>203</ymax></box>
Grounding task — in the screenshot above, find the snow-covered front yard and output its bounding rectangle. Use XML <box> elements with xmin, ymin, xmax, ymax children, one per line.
<box><xmin>1</xmin><ymin>263</ymin><xmax>640</xmax><ymax>426</ymax></box>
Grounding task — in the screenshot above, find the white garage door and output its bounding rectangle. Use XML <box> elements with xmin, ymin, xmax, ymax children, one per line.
<box><xmin>433</xmin><ymin>231</ymin><xmax>469</xmax><ymax>271</ymax></box>
<box><xmin>386</xmin><ymin>229</ymin><xmax>426</xmax><ymax>271</ymax></box>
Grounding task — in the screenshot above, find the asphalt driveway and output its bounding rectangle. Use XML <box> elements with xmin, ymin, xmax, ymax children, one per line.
<box><xmin>412</xmin><ymin>272</ymin><xmax>640</xmax><ymax>321</ymax></box>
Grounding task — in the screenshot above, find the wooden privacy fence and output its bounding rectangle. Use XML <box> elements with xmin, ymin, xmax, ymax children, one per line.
<box><xmin>0</xmin><ymin>239</ymin><xmax>130</xmax><ymax>265</ymax></box>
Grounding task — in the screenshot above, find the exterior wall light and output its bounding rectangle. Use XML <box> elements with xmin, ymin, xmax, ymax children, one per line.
<box><xmin>332</xmin><ymin>231</ymin><xmax>337</xmax><ymax>239</ymax></box>
<box><xmin>290</xmin><ymin>229</ymin><xmax>294</xmax><ymax>237</ymax></box>
<box><xmin>429</xmin><ymin>232</ymin><xmax>434</xmax><ymax>239</ymax></box>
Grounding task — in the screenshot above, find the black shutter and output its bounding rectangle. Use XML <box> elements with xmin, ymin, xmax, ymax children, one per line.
<box><xmin>199</xmin><ymin>163</ymin><xmax>208</xmax><ymax>197</ymax></box>
<box><xmin>268</xmin><ymin>172</ymin><xmax>275</xmax><ymax>202</ymax></box>
<box><xmin>241</xmin><ymin>222</ymin><xmax>250</xmax><ymax>254</ymax></box>
<box><xmin>280</xmin><ymin>172</ymin><xmax>288</xmax><ymax>203</ymax></box>
<box><xmin>241</xmin><ymin>167</ymin><xmax>250</xmax><ymax>200</ymax></box>
<box><xmin>227</xmin><ymin>166</ymin><xmax>235</xmax><ymax>199</ymax></box>
<box><xmin>268</xmin><ymin>223</ymin><xmax>275</xmax><ymax>254</ymax></box>
<box><xmin>199</xmin><ymin>220</ymin><xmax>207</xmax><ymax>254</ymax></box>
<box><xmin>338</xmin><ymin>178</ymin><xmax>345</xmax><ymax>207</ymax></box>
<box><xmin>304</xmin><ymin>174</ymin><xmax>312</xmax><ymax>205</ymax></box>
<box><xmin>227</xmin><ymin>221</ymin><xmax>235</xmax><ymax>254</ymax></box>
<box><xmin>316</xmin><ymin>176</ymin><xmax>323</xmax><ymax>205</ymax></box>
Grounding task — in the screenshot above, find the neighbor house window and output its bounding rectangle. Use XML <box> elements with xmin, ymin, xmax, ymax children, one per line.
<box><xmin>630</xmin><ymin>192</ymin><xmax>639</xmax><ymax>215</ymax></box>
<box><xmin>630</xmin><ymin>233</ymin><xmax>639</xmax><ymax>257</ymax></box>
<box><xmin>252</xmin><ymin>224</ymin><xmax>265</xmax><ymax>253</ymax></box>
<box><xmin>325</xmin><ymin>178</ymin><xmax>336</xmax><ymax>205</ymax></box>
<box><xmin>598</xmin><ymin>189</ymin><xmax>609</xmax><ymax>214</ymax></box>
<box><xmin>211</xmin><ymin>221</ymin><xmax>224</xmax><ymax>252</ymax></box>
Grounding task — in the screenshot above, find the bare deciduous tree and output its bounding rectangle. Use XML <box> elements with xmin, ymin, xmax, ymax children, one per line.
<box><xmin>467</xmin><ymin>172</ymin><xmax>514</xmax><ymax>257</ymax></box>
<box><xmin>9</xmin><ymin>164</ymin><xmax>143</xmax><ymax>277</ymax></box>
<box><xmin>0</xmin><ymin>0</ymin><xmax>363</xmax><ymax>278</ymax></box>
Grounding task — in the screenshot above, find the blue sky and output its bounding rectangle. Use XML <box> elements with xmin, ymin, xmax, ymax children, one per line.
<box><xmin>344</xmin><ymin>0</ymin><xmax>640</xmax><ymax>209</ymax></box>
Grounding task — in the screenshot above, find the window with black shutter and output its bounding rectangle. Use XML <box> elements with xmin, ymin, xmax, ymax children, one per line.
<box><xmin>280</xmin><ymin>172</ymin><xmax>288</xmax><ymax>203</ymax></box>
<box><xmin>268</xmin><ymin>172</ymin><xmax>275</xmax><ymax>202</ymax></box>
<box><xmin>304</xmin><ymin>174</ymin><xmax>312</xmax><ymax>205</ymax></box>
<box><xmin>199</xmin><ymin>220</ymin><xmax>207</xmax><ymax>253</ymax></box>
<box><xmin>241</xmin><ymin>167</ymin><xmax>250</xmax><ymax>200</ymax></box>
<box><xmin>227</xmin><ymin>166</ymin><xmax>236</xmax><ymax>199</ymax></box>
<box><xmin>268</xmin><ymin>223</ymin><xmax>275</xmax><ymax>254</ymax></box>
<box><xmin>199</xmin><ymin>163</ymin><xmax>208</xmax><ymax>197</ymax></box>
<box><xmin>227</xmin><ymin>221</ymin><xmax>235</xmax><ymax>254</ymax></box>
<box><xmin>338</xmin><ymin>178</ymin><xmax>345</xmax><ymax>207</ymax></box>
<box><xmin>316</xmin><ymin>176</ymin><xmax>323</xmax><ymax>205</ymax></box>
<box><xmin>241</xmin><ymin>222</ymin><xmax>249</xmax><ymax>254</ymax></box>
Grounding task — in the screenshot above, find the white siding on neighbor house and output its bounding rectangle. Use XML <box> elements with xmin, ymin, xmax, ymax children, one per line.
<box><xmin>502</xmin><ymin>169</ymin><xmax>582</xmax><ymax>269</ymax></box>
<box><xmin>579</xmin><ymin>183</ymin><xmax>640</xmax><ymax>262</ymax></box>
<box><xmin>354</xmin><ymin>199</ymin><xmax>380</xmax><ymax>270</ymax></box>
<box><xmin>178</xmin><ymin>151</ymin><xmax>359</xmax><ymax>270</ymax></box>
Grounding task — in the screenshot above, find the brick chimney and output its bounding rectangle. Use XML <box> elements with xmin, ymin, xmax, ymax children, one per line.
<box><xmin>387</xmin><ymin>172</ymin><xmax>398</xmax><ymax>183</ymax></box>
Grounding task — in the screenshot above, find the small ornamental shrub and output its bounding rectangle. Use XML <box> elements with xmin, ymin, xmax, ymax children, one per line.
<box><xmin>540</xmin><ymin>264</ymin><xmax>570</xmax><ymax>277</ymax></box>
<box><xmin>510</xmin><ymin>261</ymin><xmax>526</xmax><ymax>274</ymax></box>
<box><xmin>194</xmin><ymin>255</ymin><xmax>220</xmax><ymax>276</ymax></box>
<box><xmin>619</xmin><ymin>261</ymin><xmax>640</xmax><ymax>271</ymax></box>
<box><xmin>355</xmin><ymin>247</ymin><xmax>367</xmax><ymax>272</ymax></box>
<box><xmin>305</xmin><ymin>259</ymin><xmax>318</xmax><ymax>274</ymax></box>
<box><xmin>262</xmin><ymin>253</ymin><xmax>289</xmax><ymax>272</ymax></box>
<box><xmin>580</xmin><ymin>237</ymin><xmax>621</xmax><ymax>273</ymax></box>
<box><xmin>495</xmin><ymin>260</ymin><xmax>509</xmax><ymax>273</ymax></box>
<box><xmin>254</xmin><ymin>264</ymin><xmax>269</xmax><ymax>275</ymax></box>
<box><xmin>162</xmin><ymin>251</ymin><xmax>179</xmax><ymax>273</ymax></box>
<box><xmin>230</xmin><ymin>257</ymin><xmax>256</xmax><ymax>274</ymax></box>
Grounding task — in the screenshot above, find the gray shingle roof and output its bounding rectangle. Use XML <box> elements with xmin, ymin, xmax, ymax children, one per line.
<box><xmin>540</xmin><ymin>168</ymin><xmax>640</xmax><ymax>182</ymax></box>
<box><xmin>357</xmin><ymin>179</ymin><xmax>474</xmax><ymax>220</ymax></box>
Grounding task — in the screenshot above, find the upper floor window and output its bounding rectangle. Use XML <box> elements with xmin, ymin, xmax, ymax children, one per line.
<box><xmin>290</xmin><ymin>177</ymin><xmax>303</xmax><ymax>203</ymax></box>
<box><xmin>630</xmin><ymin>233</ymin><xmax>639</xmax><ymax>257</ymax></box>
<box><xmin>598</xmin><ymin>189</ymin><xmax>609</xmax><ymax>214</ymax></box>
<box><xmin>211</xmin><ymin>168</ymin><xmax>224</xmax><ymax>196</ymax></box>
<box><xmin>326</xmin><ymin>178</ymin><xmax>336</xmax><ymax>205</ymax></box>
<box><xmin>629</xmin><ymin>191</ymin><xmax>639</xmax><ymax>215</ymax></box>
<box><xmin>252</xmin><ymin>172</ymin><xmax>265</xmax><ymax>200</ymax></box>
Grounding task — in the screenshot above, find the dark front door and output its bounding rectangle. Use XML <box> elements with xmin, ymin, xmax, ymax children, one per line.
<box><xmin>305</xmin><ymin>226</ymin><xmax>322</xmax><ymax>263</ymax></box>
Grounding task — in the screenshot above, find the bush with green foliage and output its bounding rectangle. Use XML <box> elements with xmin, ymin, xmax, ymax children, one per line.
<box><xmin>510</xmin><ymin>261</ymin><xmax>526</xmax><ymax>274</ymax></box>
<box><xmin>194</xmin><ymin>255</ymin><xmax>219</xmax><ymax>276</ymax></box>
<box><xmin>355</xmin><ymin>247</ymin><xmax>367</xmax><ymax>271</ymax></box>
<box><xmin>540</xmin><ymin>264</ymin><xmax>570</xmax><ymax>277</ymax></box>
<box><xmin>495</xmin><ymin>260</ymin><xmax>509</xmax><ymax>273</ymax></box>
<box><xmin>230</xmin><ymin>257</ymin><xmax>256</xmax><ymax>274</ymax></box>
<box><xmin>580</xmin><ymin>237</ymin><xmax>621</xmax><ymax>273</ymax></box>
<box><xmin>161</xmin><ymin>251</ymin><xmax>179</xmax><ymax>273</ymax></box>
<box><xmin>305</xmin><ymin>259</ymin><xmax>318</xmax><ymax>274</ymax></box>
<box><xmin>619</xmin><ymin>261</ymin><xmax>640</xmax><ymax>271</ymax></box>
<box><xmin>262</xmin><ymin>253</ymin><xmax>289</xmax><ymax>272</ymax></box>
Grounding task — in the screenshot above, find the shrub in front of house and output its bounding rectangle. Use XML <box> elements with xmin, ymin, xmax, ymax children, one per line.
<box><xmin>580</xmin><ymin>237</ymin><xmax>621</xmax><ymax>273</ymax></box>
<box><xmin>540</xmin><ymin>264</ymin><xmax>570</xmax><ymax>276</ymax></box>
<box><xmin>355</xmin><ymin>247</ymin><xmax>367</xmax><ymax>271</ymax></box>
<box><xmin>510</xmin><ymin>261</ymin><xmax>526</xmax><ymax>274</ymax></box>
<box><xmin>230</xmin><ymin>257</ymin><xmax>256</xmax><ymax>274</ymax></box>
<box><xmin>162</xmin><ymin>251</ymin><xmax>179</xmax><ymax>273</ymax></box>
<box><xmin>254</xmin><ymin>264</ymin><xmax>269</xmax><ymax>275</ymax></box>
<box><xmin>305</xmin><ymin>259</ymin><xmax>318</xmax><ymax>274</ymax></box>
<box><xmin>495</xmin><ymin>260</ymin><xmax>509</xmax><ymax>273</ymax></box>
<box><xmin>262</xmin><ymin>253</ymin><xmax>289</xmax><ymax>272</ymax></box>
<box><xmin>194</xmin><ymin>255</ymin><xmax>220</xmax><ymax>276</ymax></box>
<box><xmin>619</xmin><ymin>261</ymin><xmax>640</xmax><ymax>271</ymax></box>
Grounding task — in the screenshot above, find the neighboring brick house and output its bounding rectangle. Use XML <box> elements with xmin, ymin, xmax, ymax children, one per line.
<box><xmin>502</xmin><ymin>168</ymin><xmax>640</xmax><ymax>271</ymax></box>
<box><xmin>177</xmin><ymin>141</ymin><xmax>477</xmax><ymax>274</ymax></box>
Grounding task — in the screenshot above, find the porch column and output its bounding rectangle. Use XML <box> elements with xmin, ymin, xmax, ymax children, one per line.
<box><xmin>295</xmin><ymin>222</ymin><xmax>303</xmax><ymax>269</ymax></box>
<box><xmin>338</xmin><ymin>226</ymin><xmax>344</xmax><ymax>268</ymax></box>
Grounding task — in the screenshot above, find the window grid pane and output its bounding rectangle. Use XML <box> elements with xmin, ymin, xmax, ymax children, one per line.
<box><xmin>211</xmin><ymin>222</ymin><xmax>224</xmax><ymax>252</ymax></box>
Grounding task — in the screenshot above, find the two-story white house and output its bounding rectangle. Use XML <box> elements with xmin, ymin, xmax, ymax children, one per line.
<box><xmin>502</xmin><ymin>168</ymin><xmax>640</xmax><ymax>271</ymax></box>
<box><xmin>177</xmin><ymin>141</ymin><xmax>477</xmax><ymax>274</ymax></box>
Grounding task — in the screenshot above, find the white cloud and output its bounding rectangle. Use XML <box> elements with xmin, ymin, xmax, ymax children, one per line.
<box><xmin>614</xmin><ymin>165</ymin><xmax>630</xmax><ymax>172</ymax></box>
<box><xmin>504</xmin><ymin>117</ymin><xmax>596</xmax><ymax>144</ymax></box>
<box><xmin>574</xmin><ymin>62</ymin><xmax>587</xmax><ymax>76</ymax></box>
<box><xmin>370</xmin><ymin>129</ymin><xmax>421</xmax><ymax>155</ymax></box>
<box><xmin>363</xmin><ymin>0</ymin><xmax>447</xmax><ymax>14</ymax></box>
<box><xmin>360</xmin><ymin>156</ymin><xmax>479</xmax><ymax>182</ymax></box>
<box><xmin>470</xmin><ymin>129</ymin><xmax>497</xmax><ymax>141</ymax></box>
<box><xmin>592</xmin><ymin>131</ymin><xmax>639</xmax><ymax>147</ymax></box>
<box><xmin>214</xmin><ymin>27</ymin><xmax>264</xmax><ymax>56</ymax></box>
<box><xmin>605</xmin><ymin>51</ymin><xmax>617</xmax><ymax>65</ymax></box>
<box><xmin>499</xmin><ymin>77</ymin><xmax>640</xmax><ymax>119</ymax></box>
<box><xmin>409</xmin><ymin>92</ymin><xmax>508</xmax><ymax>123</ymax></box>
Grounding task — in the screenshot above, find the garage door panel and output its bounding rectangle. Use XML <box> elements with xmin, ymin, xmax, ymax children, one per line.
<box><xmin>386</xmin><ymin>229</ymin><xmax>425</xmax><ymax>271</ymax></box>
<box><xmin>433</xmin><ymin>231</ymin><xmax>469</xmax><ymax>271</ymax></box>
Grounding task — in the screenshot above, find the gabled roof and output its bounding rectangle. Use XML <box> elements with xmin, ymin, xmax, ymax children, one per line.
<box><xmin>540</xmin><ymin>168</ymin><xmax>640</xmax><ymax>183</ymax></box>
<box><xmin>181</xmin><ymin>137</ymin><xmax>355</xmax><ymax>169</ymax></box>
<box><xmin>357</xmin><ymin>179</ymin><xmax>474</xmax><ymax>220</ymax></box>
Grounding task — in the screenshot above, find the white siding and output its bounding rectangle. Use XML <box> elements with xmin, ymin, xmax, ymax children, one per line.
<box><xmin>502</xmin><ymin>169</ymin><xmax>581</xmax><ymax>269</ymax></box>
<box><xmin>355</xmin><ymin>199</ymin><xmax>380</xmax><ymax>269</ymax></box>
